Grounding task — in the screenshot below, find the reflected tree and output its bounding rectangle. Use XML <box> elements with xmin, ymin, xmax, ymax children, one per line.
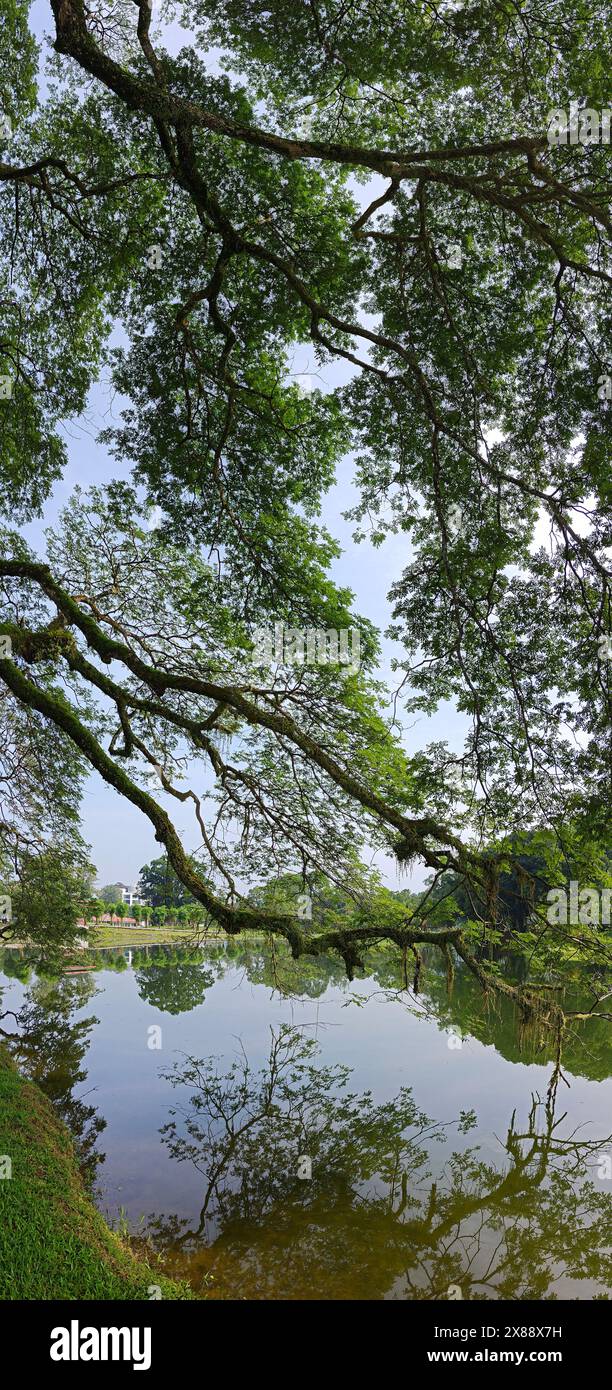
<box><xmin>151</xmin><ymin>1026</ymin><xmax>612</xmax><ymax>1300</ymax></box>
<box><xmin>366</xmin><ymin>945</ymin><xmax>612</xmax><ymax>1086</ymax></box>
<box><xmin>0</xmin><ymin>974</ymin><xmax>106</xmax><ymax>1185</ymax></box>
<box><xmin>134</xmin><ymin>956</ymin><xmax>216</xmax><ymax>1015</ymax></box>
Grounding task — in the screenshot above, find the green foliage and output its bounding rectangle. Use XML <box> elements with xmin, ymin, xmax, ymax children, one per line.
<box><xmin>139</xmin><ymin>854</ymin><xmax>200</xmax><ymax>907</ymax></box>
<box><xmin>0</xmin><ymin>1</ymin><xmax>38</xmax><ymax>127</ymax></box>
<box><xmin>0</xmin><ymin>845</ymin><xmax>95</xmax><ymax>965</ymax></box>
<box><xmin>98</xmin><ymin>884</ymin><xmax>125</xmax><ymax>904</ymax></box>
<box><xmin>0</xmin><ymin>1</ymin><xmax>609</xmax><ymax>986</ymax></box>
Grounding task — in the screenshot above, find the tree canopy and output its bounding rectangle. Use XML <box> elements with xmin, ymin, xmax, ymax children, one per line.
<box><xmin>139</xmin><ymin>852</ymin><xmax>200</xmax><ymax>906</ymax></box>
<box><xmin>0</xmin><ymin>2</ymin><xmax>610</xmax><ymax>1009</ymax></box>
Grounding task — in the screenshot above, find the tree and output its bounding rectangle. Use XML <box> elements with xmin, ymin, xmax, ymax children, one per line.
<box><xmin>138</xmin><ymin>854</ymin><xmax>197</xmax><ymax>908</ymax></box>
<box><xmin>98</xmin><ymin>884</ymin><xmax>126</xmax><ymax>905</ymax></box>
<box><xmin>87</xmin><ymin>897</ymin><xmax>107</xmax><ymax>926</ymax></box>
<box><xmin>0</xmin><ymin>845</ymin><xmax>96</xmax><ymax>964</ymax></box>
<box><xmin>186</xmin><ymin>901</ymin><xmax>208</xmax><ymax>932</ymax></box>
<box><xmin>0</xmin><ymin>3</ymin><xmax>610</xmax><ymax>1015</ymax></box>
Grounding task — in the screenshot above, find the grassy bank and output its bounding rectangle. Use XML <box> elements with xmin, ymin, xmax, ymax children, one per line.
<box><xmin>0</xmin><ymin>1048</ymin><xmax>194</xmax><ymax>1300</ymax></box>
<box><xmin>88</xmin><ymin>925</ymin><xmax>265</xmax><ymax>950</ymax></box>
<box><xmin>89</xmin><ymin>923</ymin><xmax>197</xmax><ymax>948</ymax></box>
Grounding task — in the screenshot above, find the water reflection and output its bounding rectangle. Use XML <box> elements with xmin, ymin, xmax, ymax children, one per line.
<box><xmin>1</xmin><ymin>943</ymin><xmax>611</xmax><ymax>1299</ymax></box>
<box><xmin>0</xmin><ymin>972</ymin><xmax>106</xmax><ymax>1184</ymax></box>
<box><xmin>3</xmin><ymin>939</ymin><xmax>610</xmax><ymax>1083</ymax></box>
<box><xmin>134</xmin><ymin>958</ymin><xmax>216</xmax><ymax>1015</ymax></box>
<box><xmin>150</xmin><ymin>1025</ymin><xmax>612</xmax><ymax>1300</ymax></box>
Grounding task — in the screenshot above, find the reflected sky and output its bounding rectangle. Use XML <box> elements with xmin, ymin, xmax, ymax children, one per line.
<box><xmin>1</xmin><ymin>943</ymin><xmax>611</xmax><ymax>1299</ymax></box>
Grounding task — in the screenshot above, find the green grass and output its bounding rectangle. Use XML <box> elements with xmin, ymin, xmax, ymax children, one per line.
<box><xmin>0</xmin><ymin>1048</ymin><xmax>194</xmax><ymax>1300</ymax></box>
<box><xmin>89</xmin><ymin>923</ymin><xmax>197</xmax><ymax>948</ymax></box>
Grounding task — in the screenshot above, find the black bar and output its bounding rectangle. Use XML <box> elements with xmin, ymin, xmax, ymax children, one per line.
<box><xmin>0</xmin><ymin>1296</ymin><xmax>603</xmax><ymax>1374</ymax></box>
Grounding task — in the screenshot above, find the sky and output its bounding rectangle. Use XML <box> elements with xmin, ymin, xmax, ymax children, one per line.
<box><xmin>21</xmin><ymin>1</ymin><xmax>468</xmax><ymax>891</ymax></box>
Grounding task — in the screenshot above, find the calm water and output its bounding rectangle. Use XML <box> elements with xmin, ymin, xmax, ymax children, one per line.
<box><xmin>1</xmin><ymin>941</ymin><xmax>611</xmax><ymax>1300</ymax></box>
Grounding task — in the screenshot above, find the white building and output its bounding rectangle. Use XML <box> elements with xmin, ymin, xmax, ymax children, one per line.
<box><xmin>117</xmin><ymin>883</ymin><xmax>146</xmax><ymax>908</ymax></box>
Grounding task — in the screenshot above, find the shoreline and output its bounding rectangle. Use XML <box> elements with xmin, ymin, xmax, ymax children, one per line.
<box><xmin>0</xmin><ymin>1047</ymin><xmax>195</xmax><ymax>1301</ymax></box>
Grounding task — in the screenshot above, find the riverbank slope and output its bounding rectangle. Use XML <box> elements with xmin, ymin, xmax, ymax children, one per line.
<box><xmin>0</xmin><ymin>1048</ymin><xmax>193</xmax><ymax>1300</ymax></box>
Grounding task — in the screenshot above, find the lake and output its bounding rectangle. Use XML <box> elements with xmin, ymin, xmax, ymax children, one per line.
<box><xmin>1</xmin><ymin>941</ymin><xmax>611</xmax><ymax>1300</ymax></box>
